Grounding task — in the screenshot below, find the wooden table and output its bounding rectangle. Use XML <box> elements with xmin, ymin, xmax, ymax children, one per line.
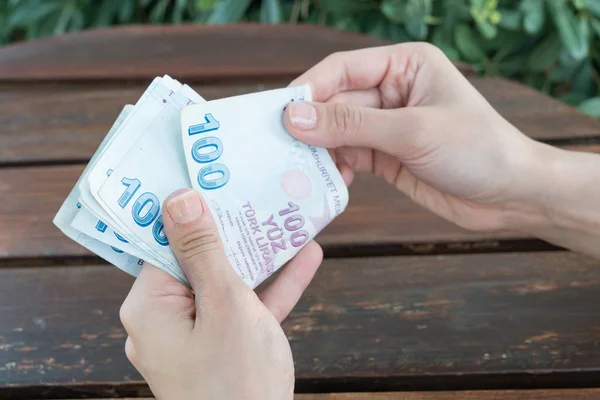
<box><xmin>2</xmin><ymin>24</ymin><xmax>600</xmax><ymax>399</ymax></box>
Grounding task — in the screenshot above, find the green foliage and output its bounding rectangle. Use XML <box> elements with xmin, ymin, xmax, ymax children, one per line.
<box><xmin>1</xmin><ymin>0</ymin><xmax>599</xmax><ymax>118</ymax></box>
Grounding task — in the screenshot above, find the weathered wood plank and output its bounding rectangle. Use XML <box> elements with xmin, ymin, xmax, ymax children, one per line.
<box><xmin>0</xmin><ymin>25</ymin><xmax>389</xmax><ymax>82</ymax></box>
<box><xmin>0</xmin><ymin>25</ymin><xmax>475</xmax><ymax>82</ymax></box>
<box><xmin>0</xmin><ymin>82</ymin><xmax>280</xmax><ymax>165</ymax></box>
<box><xmin>299</xmin><ymin>391</ymin><xmax>600</xmax><ymax>399</ymax></box>
<box><xmin>5</xmin><ymin>141</ymin><xmax>600</xmax><ymax>261</ymax></box>
<box><xmin>1</xmin><ymin>77</ymin><xmax>599</xmax><ymax>165</ymax></box>
<box><xmin>2</xmin><ymin>251</ymin><xmax>600</xmax><ymax>397</ymax></box>
<box><xmin>0</xmin><ymin>165</ymin><xmax>529</xmax><ymax>261</ymax></box>
<box><xmin>72</xmin><ymin>390</ymin><xmax>600</xmax><ymax>400</ymax></box>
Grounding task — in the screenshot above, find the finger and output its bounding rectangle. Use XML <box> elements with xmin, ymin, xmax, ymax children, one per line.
<box><xmin>290</xmin><ymin>45</ymin><xmax>396</xmax><ymax>101</ymax></box>
<box><xmin>291</xmin><ymin>43</ymin><xmax>458</xmax><ymax>105</ymax></box>
<box><xmin>328</xmin><ymin>88</ymin><xmax>382</xmax><ymax>109</ymax></box>
<box><xmin>338</xmin><ymin>162</ymin><xmax>355</xmax><ymax>187</ymax></box>
<box><xmin>284</xmin><ymin>100</ymin><xmax>426</xmax><ymax>153</ymax></box>
<box><xmin>162</xmin><ymin>188</ymin><xmax>239</xmax><ymax>298</ymax></box>
<box><xmin>258</xmin><ymin>241</ymin><xmax>323</xmax><ymax>323</ymax></box>
<box><xmin>120</xmin><ymin>263</ymin><xmax>194</xmax><ymax>340</ymax></box>
<box><xmin>327</xmin><ymin>148</ymin><xmax>355</xmax><ymax>186</ymax></box>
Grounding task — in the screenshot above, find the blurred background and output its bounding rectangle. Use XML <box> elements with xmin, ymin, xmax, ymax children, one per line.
<box><xmin>1</xmin><ymin>0</ymin><xmax>598</xmax><ymax>118</ymax></box>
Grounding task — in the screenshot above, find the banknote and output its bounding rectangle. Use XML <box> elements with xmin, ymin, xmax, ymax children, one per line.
<box><xmin>76</xmin><ymin>78</ymin><xmax>193</xmax><ymax>266</ymax></box>
<box><xmin>180</xmin><ymin>85</ymin><xmax>349</xmax><ymax>288</ymax></box>
<box><xmin>53</xmin><ymin>105</ymin><xmax>145</xmax><ymax>276</ymax></box>
<box><xmin>94</xmin><ymin>86</ymin><xmax>206</xmax><ymax>282</ymax></box>
<box><xmin>54</xmin><ymin>76</ymin><xmax>350</xmax><ymax>289</ymax></box>
<box><xmin>79</xmin><ymin>76</ymin><xmax>178</xmax><ymax>235</ymax></box>
<box><xmin>70</xmin><ymin>207</ymin><xmax>162</xmax><ymax>265</ymax></box>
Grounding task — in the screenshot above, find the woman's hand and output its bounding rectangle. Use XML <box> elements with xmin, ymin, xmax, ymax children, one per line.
<box><xmin>120</xmin><ymin>188</ymin><xmax>323</xmax><ymax>400</ymax></box>
<box><xmin>284</xmin><ymin>42</ymin><xmax>600</xmax><ymax>258</ymax></box>
<box><xmin>283</xmin><ymin>42</ymin><xmax>543</xmax><ymax>232</ymax></box>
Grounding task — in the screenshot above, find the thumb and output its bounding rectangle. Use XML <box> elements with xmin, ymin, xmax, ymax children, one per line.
<box><xmin>284</xmin><ymin>101</ymin><xmax>423</xmax><ymax>153</ymax></box>
<box><xmin>162</xmin><ymin>188</ymin><xmax>237</xmax><ymax>296</ymax></box>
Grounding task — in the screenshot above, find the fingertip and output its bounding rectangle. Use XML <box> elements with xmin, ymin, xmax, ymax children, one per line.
<box><xmin>338</xmin><ymin>163</ymin><xmax>355</xmax><ymax>187</ymax></box>
<box><xmin>302</xmin><ymin>240</ymin><xmax>324</xmax><ymax>266</ymax></box>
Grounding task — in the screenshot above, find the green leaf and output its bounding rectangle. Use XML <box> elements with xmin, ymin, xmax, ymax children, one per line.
<box><xmin>578</xmin><ymin>96</ymin><xmax>600</xmax><ymax>118</ymax></box>
<box><xmin>149</xmin><ymin>0</ymin><xmax>170</xmax><ymax>23</ymax></box>
<box><xmin>431</xmin><ymin>26</ymin><xmax>460</xmax><ymax>60</ymax></box>
<box><xmin>438</xmin><ymin>0</ymin><xmax>469</xmax><ymax>38</ymax></box>
<box><xmin>333</xmin><ymin>17</ymin><xmax>362</xmax><ymax>33</ymax></box>
<box><xmin>547</xmin><ymin>0</ymin><xmax>589</xmax><ymax>60</ymax></box>
<box><xmin>34</xmin><ymin>7</ymin><xmax>62</xmax><ymax>38</ymax></box>
<box><xmin>474</xmin><ymin>20</ymin><xmax>497</xmax><ymax>39</ymax></box>
<box><xmin>550</xmin><ymin>58</ymin><xmax>582</xmax><ymax>82</ymax></box>
<box><xmin>519</xmin><ymin>0</ymin><xmax>545</xmax><ymax>35</ymax></box>
<box><xmin>8</xmin><ymin>0</ymin><xmax>61</xmax><ymax>27</ymax></box>
<box><xmin>591</xmin><ymin>18</ymin><xmax>600</xmax><ymax>36</ymax></box>
<box><xmin>139</xmin><ymin>0</ymin><xmax>154</xmax><ymax>8</ymax></box>
<box><xmin>93</xmin><ymin>1</ymin><xmax>117</xmax><ymax>27</ymax></box>
<box><xmin>527</xmin><ymin>33</ymin><xmax>562</xmax><ymax>72</ymax></box>
<box><xmin>403</xmin><ymin>0</ymin><xmax>432</xmax><ymax>40</ymax></box>
<box><xmin>196</xmin><ymin>0</ymin><xmax>217</xmax><ymax>11</ymax></box>
<box><xmin>382</xmin><ymin>0</ymin><xmax>431</xmax><ymax>40</ymax></box>
<box><xmin>260</xmin><ymin>0</ymin><xmax>282</xmax><ymax>24</ymax></box>
<box><xmin>498</xmin><ymin>9</ymin><xmax>522</xmax><ymax>31</ymax></box>
<box><xmin>172</xmin><ymin>0</ymin><xmax>188</xmax><ymax>23</ymax></box>
<box><xmin>54</xmin><ymin>6</ymin><xmax>74</xmax><ymax>34</ymax></box>
<box><xmin>454</xmin><ymin>23</ymin><xmax>486</xmax><ymax>62</ymax></box>
<box><xmin>366</xmin><ymin>12</ymin><xmax>411</xmax><ymax>43</ymax></box>
<box><xmin>580</xmin><ymin>0</ymin><xmax>600</xmax><ymax>18</ymax></box>
<box><xmin>119</xmin><ymin>0</ymin><xmax>136</xmax><ymax>22</ymax></box>
<box><xmin>321</xmin><ymin>0</ymin><xmax>377</xmax><ymax>16</ymax></box>
<box><xmin>243</xmin><ymin>4</ymin><xmax>261</xmax><ymax>22</ymax></box>
<box><xmin>367</xmin><ymin>16</ymin><xmax>390</xmax><ymax>39</ymax></box>
<box><xmin>388</xmin><ymin>22</ymin><xmax>411</xmax><ymax>42</ymax></box>
<box><xmin>381</xmin><ymin>0</ymin><xmax>403</xmax><ymax>23</ymax></box>
<box><xmin>498</xmin><ymin>53</ymin><xmax>528</xmax><ymax>76</ymax></box>
<box><xmin>69</xmin><ymin>8</ymin><xmax>85</xmax><ymax>32</ymax></box>
<box><xmin>572</xmin><ymin>60</ymin><xmax>595</xmax><ymax>96</ymax></box>
<box><xmin>558</xmin><ymin>91</ymin><xmax>588</xmax><ymax>106</ymax></box>
<box><xmin>525</xmin><ymin>73</ymin><xmax>547</xmax><ymax>92</ymax></box>
<box><xmin>207</xmin><ymin>0</ymin><xmax>253</xmax><ymax>23</ymax></box>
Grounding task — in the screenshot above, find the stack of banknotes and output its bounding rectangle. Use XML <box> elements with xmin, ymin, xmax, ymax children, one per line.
<box><xmin>53</xmin><ymin>75</ymin><xmax>349</xmax><ymax>289</ymax></box>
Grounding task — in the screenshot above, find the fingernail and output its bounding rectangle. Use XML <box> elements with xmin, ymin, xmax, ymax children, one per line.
<box><xmin>167</xmin><ymin>189</ymin><xmax>203</xmax><ymax>224</ymax></box>
<box><xmin>288</xmin><ymin>102</ymin><xmax>317</xmax><ymax>130</ymax></box>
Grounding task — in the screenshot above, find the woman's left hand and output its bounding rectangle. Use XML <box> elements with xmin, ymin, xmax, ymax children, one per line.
<box><xmin>119</xmin><ymin>188</ymin><xmax>323</xmax><ymax>400</ymax></box>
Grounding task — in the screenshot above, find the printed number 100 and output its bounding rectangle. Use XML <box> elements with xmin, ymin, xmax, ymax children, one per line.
<box><xmin>118</xmin><ymin>177</ymin><xmax>168</xmax><ymax>246</ymax></box>
<box><xmin>187</xmin><ymin>113</ymin><xmax>230</xmax><ymax>190</ymax></box>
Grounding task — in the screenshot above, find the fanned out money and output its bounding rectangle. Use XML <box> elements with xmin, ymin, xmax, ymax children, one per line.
<box><xmin>54</xmin><ymin>75</ymin><xmax>349</xmax><ymax>289</ymax></box>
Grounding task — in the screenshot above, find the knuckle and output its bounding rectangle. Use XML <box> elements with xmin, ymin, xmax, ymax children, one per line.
<box><xmin>175</xmin><ymin>227</ymin><xmax>222</xmax><ymax>262</ymax></box>
<box><xmin>417</xmin><ymin>42</ymin><xmax>445</xmax><ymax>58</ymax></box>
<box><xmin>124</xmin><ymin>337</ymin><xmax>137</xmax><ymax>365</ymax></box>
<box><xmin>325</xmin><ymin>50</ymin><xmax>346</xmax><ymax>63</ymax></box>
<box><xmin>119</xmin><ymin>299</ymin><xmax>136</xmax><ymax>331</ymax></box>
<box><xmin>331</xmin><ymin>104</ymin><xmax>363</xmax><ymax>138</ymax></box>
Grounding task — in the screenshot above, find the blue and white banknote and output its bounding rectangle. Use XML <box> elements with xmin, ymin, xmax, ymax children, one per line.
<box><xmin>181</xmin><ymin>85</ymin><xmax>349</xmax><ymax>287</ymax></box>
<box><xmin>54</xmin><ymin>76</ymin><xmax>349</xmax><ymax>289</ymax></box>
<box><xmin>53</xmin><ymin>105</ymin><xmax>145</xmax><ymax>276</ymax></box>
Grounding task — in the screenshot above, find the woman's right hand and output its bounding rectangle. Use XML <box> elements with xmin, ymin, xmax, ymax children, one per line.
<box><xmin>283</xmin><ymin>43</ymin><xmax>558</xmax><ymax>234</ymax></box>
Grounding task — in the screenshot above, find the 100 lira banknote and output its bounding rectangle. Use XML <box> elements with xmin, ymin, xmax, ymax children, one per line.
<box><xmin>54</xmin><ymin>76</ymin><xmax>349</xmax><ymax>289</ymax></box>
<box><xmin>181</xmin><ymin>85</ymin><xmax>348</xmax><ymax>287</ymax></box>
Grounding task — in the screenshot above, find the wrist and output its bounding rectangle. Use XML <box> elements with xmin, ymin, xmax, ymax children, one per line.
<box><xmin>505</xmin><ymin>141</ymin><xmax>600</xmax><ymax>255</ymax></box>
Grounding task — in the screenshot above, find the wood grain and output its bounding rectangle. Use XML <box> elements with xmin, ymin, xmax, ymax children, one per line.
<box><xmin>300</xmin><ymin>392</ymin><xmax>600</xmax><ymax>400</ymax></box>
<box><xmin>2</xmin><ymin>77</ymin><xmax>600</xmax><ymax>165</ymax></box>
<box><xmin>5</xmin><ymin>142</ymin><xmax>600</xmax><ymax>261</ymax></box>
<box><xmin>78</xmin><ymin>391</ymin><xmax>600</xmax><ymax>400</ymax></box>
<box><xmin>0</xmin><ymin>165</ymin><xmax>532</xmax><ymax>262</ymax></box>
<box><xmin>0</xmin><ymin>24</ymin><xmax>388</xmax><ymax>82</ymax></box>
<box><xmin>0</xmin><ymin>24</ymin><xmax>477</xmax><ymax>83</ymax></box>
<box><xmin>2</xmin><ymin>251</ymin><xmax>600</xmax><ymax>397</ymax></box>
